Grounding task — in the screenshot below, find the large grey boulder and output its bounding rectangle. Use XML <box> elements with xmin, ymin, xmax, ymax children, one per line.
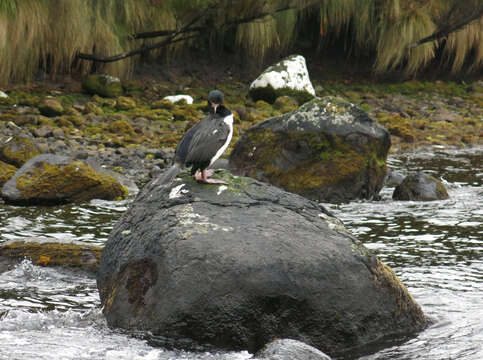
<box><xmin>230</xmin><ymin>96</ymin><xmax>390</xmax><ymax>202</ymax></box>
<box><xmin>393</xmin><ymin>172</ymin><xmax>449</xmax><ymax>201</ymax></box>
<box><xmin>97</xmin><ymin>170</ymin><xmax>426</xmax><ymax>357</ymax></box>
<box><xmin>1</xmin><ymin>154</ymin><xmax>128</xmax><ymax>205</ymax></box>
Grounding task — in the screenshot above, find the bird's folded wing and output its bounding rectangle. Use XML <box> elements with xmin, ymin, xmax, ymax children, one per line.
<box><xmin>185</xmin><ymin>119</ymin><xmax>230</xmax><ymax>165</ymax></box>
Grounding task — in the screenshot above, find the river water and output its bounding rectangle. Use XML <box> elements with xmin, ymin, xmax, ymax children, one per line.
<box><xmin>0</xmin><ymin>145</ymin><xmax>481</xmax><ymax>360</ymax></box>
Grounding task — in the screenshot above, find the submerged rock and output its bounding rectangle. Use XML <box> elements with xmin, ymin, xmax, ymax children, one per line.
<box><xmin>0</xmin><ymin>135</ymin><xmax>41</xmax><ymax>167</ymax></box>
<box><xmin>230</xmin><ymin>96</ymin><xmax>390</xmax><ymax>202</ymax></box>
<box><xmin>1</xmin><ymin>154</ymin><xmax>128</xmax><ymax>205</ymax></box>
<box><xmin>0</xmin><ymin>238</ymin><xmax>102</xmax><ymax>273</ymax></box>
<box><xmin>393</xmin><ymin>172</ymin><xmax>449</xmax><ymax>201</ymax></box>
<box><xmin>256</xmin><ymin>339</ymin><xmax>331</xmax><ymax>360</ymax></box>
<box><xmin>97</xmin><ymin>170</ymin><xmax>425</xmax><ymax>357</ymax></box>
<box><xmin>249</xmin><ymin>54</ymin><xmax>316</xmax><ymax>104</ymax></box>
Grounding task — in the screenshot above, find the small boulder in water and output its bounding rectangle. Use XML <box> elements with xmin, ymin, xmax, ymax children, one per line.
<box><xmin>1</xmin><ymin>154</ymin><xmax>128</xmax><ymax>205</ymax></box>
<box><xmin>384</xmin><ymin>169</ymin><xmax>406</xmax><ymax>187</ymax></box>
<box><xmin>256</xmin><ymin>339</ymin><xmax>332</xmax><ymax>360</ymax></box>
<box><xmin>392</xmin><ymin>172</ymin><xmax>449</xmax><ymax>201</ymax></box>
<box><xmin>230</xmin><ymin>96</ymin><xmax>390</xmax><ymax>202</ymax></box>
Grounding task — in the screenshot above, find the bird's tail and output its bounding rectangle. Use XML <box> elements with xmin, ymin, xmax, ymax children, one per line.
<box><xmin>156</xmin><ymin>163</ymin><xmax>182</xmax><ymax>185</ymax></box>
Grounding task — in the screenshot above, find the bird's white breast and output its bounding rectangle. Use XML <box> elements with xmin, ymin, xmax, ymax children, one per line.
<box><xmin>210</xmin><ymin>114</ymin><xmax>234</xmax><ymax>166</ymax></box>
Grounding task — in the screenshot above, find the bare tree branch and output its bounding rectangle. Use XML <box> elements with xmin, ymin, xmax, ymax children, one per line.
<box><xmin>77</xmin><ymin>4</ymin><xmax>296</xmax><ymax>63</ymax></box>
<box><xmin>77</xmin><ymin>35</ymin><xmax>198</xmax><ymax>62</ymax></box>
<box><xmin>407</xmin><ymin>7</ymin><xmax>483</xmax><ymax>48</ymax></box>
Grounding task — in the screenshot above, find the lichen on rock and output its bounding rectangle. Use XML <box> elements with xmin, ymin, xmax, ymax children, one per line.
<box><xmin>230</xmin><ymin>96</ymin><xmax>390</xmax><ymax>202</ymax></box>
<box><xmin>249</xmin><ymin>54</ymin><xmax>316</xmax><ymax>104</ymax></box>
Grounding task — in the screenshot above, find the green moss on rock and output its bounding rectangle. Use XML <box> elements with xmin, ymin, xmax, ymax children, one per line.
<box><xmin>82</xmin><ymin>74</ymin><xmax>123</xmax><ymax>98</ymax></box>
<box><xmin>15</xmin><ymin>160</ymin><xmax>128</xmax><ymax>203</ymax></box>
<box><xmin>0</xmin><ymin>160</ymin><xmax>17</xmax><ymax>187</ymax></box>
<box><xmin>249</xmin><ymin>84</ymin><xmax>314</xmax><ymax>105</ymax></box>
<box><xmin>0</xmin><ymin>241</ymin><xmax>102</xmax><ymax>272</ymax></box>
<box><xmin>0</xmin><ymin>136</ymin><xmax>40</xmax><ymax>167</ymax></box>
<box><xmin>107</xmin><ymin>120</ymin><xmax>136</xmax><ymax>136</ymax></box>
<box><xmin>38</xmin><ymin>98</ymin><xmax>64</xmax><ymax>117</ymax></box>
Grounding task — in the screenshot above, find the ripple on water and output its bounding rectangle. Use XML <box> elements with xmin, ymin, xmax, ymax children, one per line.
<box><xmin>0</xmin><ymin>199</ymin><xmax>128</xmax><ymax>246</ymax></box>
<box><xmin>0</xmin><ymin>261</ymin><xmax>254</xmax><ymax>360</ymax></box>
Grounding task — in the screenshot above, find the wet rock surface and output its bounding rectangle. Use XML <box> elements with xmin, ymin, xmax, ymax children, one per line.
<box><xmin>97</xmin><ymin>170</ymin><xmax>426</xmax><ymax>357</ymax></box>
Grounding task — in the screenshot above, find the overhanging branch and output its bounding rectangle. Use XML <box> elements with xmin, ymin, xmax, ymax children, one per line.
<box><xmin>407</xmin><ymin>8</ymin><xmax>483</xmax><ymax>48</ymax></box>
<box><xmin>77</xmin><ymin>4</ymin><xmax>297</xmax><ymax>63</ymax></box>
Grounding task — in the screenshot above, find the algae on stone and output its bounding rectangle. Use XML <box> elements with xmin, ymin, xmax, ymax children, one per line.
<box><xmin>0</xmin><ymin>136</ymin><xmax>41</xmax><ymax>167</ymax></box>
<box><xmin>0</xmin><ymin>160</ymin><xmax>17</xmax><ymax>187</ymax></box>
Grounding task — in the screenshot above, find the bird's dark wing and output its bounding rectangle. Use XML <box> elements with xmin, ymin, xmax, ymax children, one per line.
<box><xmin>174</xmin><ymin>120</ymin><xmax>203</xmax><ymax>164</ymax></box>
<box><xmin>185</xmin><ymin>116</ymin><xmax>231</xmax><ymax>167</ymax></box>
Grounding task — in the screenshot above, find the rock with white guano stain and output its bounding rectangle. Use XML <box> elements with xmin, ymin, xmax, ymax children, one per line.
<box><xmin>162</xmin><ymin>95</ymin><xmax>194</xmax><ymax>105</ymax></box>
<box><xmin>249</xmin><ymin>54</ymin><xmax>316</xmax><ymax>104</ymax></box>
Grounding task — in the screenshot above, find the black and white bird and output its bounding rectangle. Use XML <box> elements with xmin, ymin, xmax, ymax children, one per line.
<box><xmin>159</xmin><ymin>90</ymin><xmax>233</xmax><ymax>185</ymax></box>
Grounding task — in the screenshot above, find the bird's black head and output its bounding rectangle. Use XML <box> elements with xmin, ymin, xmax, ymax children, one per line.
<box><xmin>208</xmin><ymin>89</ymin><xmax>224</xmax><ymax>108</ymax></box>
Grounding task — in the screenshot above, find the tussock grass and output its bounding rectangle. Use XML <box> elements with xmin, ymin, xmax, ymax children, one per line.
<box><xmin>0</xmin><ymin>0</ymin><xmax>482</xmax><ymax>84</ymax></box>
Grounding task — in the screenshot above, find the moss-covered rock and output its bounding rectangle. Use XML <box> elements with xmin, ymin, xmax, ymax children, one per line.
<box><xmin>0</xmin><ymin>135</ymin><xmax>41</xmax><ymax>167</ymax></box>
<box><xmin>0</xmin><ymin>239</ymin><xmax>102</xmax><ymax>273</ymax></box>
<box><xmin>86</xmin><ymin>101</ymin><xmax>105</xmax><ymax>115</ymax></box>
<box><xmin>273</xmin><ymin>95</ymin><xmax>299</xmax><ymax>113</ymax></box>
<box><xmin>38</xmin><ymin>98</ymin><xmax>64</xmax><ymax>117</ymax></box>
<box><xmin>1</xmin><ymin>154</ymin><xmax>128</xmax><ymax>205</ymax></box>
<box><xmin>107</xmin><ymin>120</ymin><xmax>136</xmax><ymax>136</ymax></box>
<box><xmin>82</xmin><ymin>74</ymin><xmax>123</xmax><ymax>98</ymax></box>
<box><xmin>0</xmin><ymin>160</ymin><xmax>17</xmax><ymax>187</ymax></box>
<box><xmin>116</xmin><ymin>96</ymin><xmax>137</xmax><ymax>110</ymax></box>
<box><xmin>393</xmin><ymin>172</ymin><xmax>449</xmax><ymax>201</ymax></box>
<box><xmin>230</xmin><ymin>96</ymin><xmax>390</xmax><ymax>202</ymax></box>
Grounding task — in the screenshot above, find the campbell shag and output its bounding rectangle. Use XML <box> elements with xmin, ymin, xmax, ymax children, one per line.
<box><xmin>159</xmin><ymin>90</ymin><xmax>233</xmax><ymax>185</ymax></box>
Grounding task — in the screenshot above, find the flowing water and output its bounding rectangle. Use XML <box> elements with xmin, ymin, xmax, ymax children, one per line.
<box><xmin>0</xmin><ymin>145</ymin><xmax>481</xmax><ymax>360</ymax></box>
